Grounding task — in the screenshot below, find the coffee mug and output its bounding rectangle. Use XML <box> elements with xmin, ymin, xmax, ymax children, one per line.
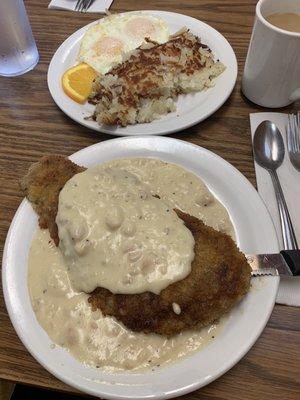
<box><xmin>242</xmin><ymin>0</ymin><xmax>300</xmax><ymax>108</ymax></box>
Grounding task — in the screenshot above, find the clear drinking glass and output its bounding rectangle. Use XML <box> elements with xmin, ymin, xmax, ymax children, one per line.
<box><xmin>0</xmin><ymin>0</ymin><xmax>39</xmax><ymax>77</ymax></box>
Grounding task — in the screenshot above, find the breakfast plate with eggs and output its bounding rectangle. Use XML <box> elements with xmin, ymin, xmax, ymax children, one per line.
<box><xmin>47</xmin><ymin>10</ymin><xmax>237</xmax><ymax>136</ymax></box>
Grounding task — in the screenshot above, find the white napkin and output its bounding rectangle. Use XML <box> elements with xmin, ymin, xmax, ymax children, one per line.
<box><xmin>250</xmin><ymin>112</ymin><xmax>300</xmax><ymax>307</ymax></box>
<box><xmin>48</xmin><ymin>0</ymin><xmax>114</xmax><ymax>13</ymax></box>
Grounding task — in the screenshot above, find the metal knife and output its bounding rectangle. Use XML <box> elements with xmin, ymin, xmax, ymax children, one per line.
<box><xmin>246</xmin><ymin>250</ymin><xmax>300</xmax><ymax>276</ymax></box>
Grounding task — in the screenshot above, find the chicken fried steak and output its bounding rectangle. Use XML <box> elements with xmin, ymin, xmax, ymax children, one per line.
<box><xmin>89</xmin><ymin>210</ymin><xmax>251</xmax><ymax>336</ymax></box>
<box><xmin>21</xmin><ymin>156</ymin><xmax>251</xmax><ymax>337</ymax></box>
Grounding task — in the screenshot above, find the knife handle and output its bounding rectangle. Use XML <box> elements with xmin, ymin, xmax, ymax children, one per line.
<box><xmin>281</xmin><ymin>250</ymin><xmax>300</xmax><ymax>276</ymax></box>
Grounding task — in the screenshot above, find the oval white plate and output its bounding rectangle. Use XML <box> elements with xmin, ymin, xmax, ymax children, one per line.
<box><xmin>47</xmin><ymin>10</ymin><xmax>237</xmax><ymax>136</ymax></box>
<box><xmin>2</xmin><ymin>137</ymin><xmax>278</xmax><ymax>399</ymax></box>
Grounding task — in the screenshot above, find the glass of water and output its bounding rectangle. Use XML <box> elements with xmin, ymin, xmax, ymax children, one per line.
<box><xmin>0</xmin><ymin>0</ymin><xmax>39</xmax><ymax>77</ymax></box>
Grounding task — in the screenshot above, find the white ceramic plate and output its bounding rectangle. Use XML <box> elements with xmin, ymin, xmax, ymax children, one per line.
<box><xmin>2</xmin><ymin>137</ymin><xmax>279</xmax><ymax>399</ymax></box>
<box><xmin>47</xmin><ymin>10</ymin><xmax>237</xmax><ymax>136</ymax></box>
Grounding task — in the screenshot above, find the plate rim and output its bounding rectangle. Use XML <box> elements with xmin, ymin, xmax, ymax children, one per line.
<box><xmin>2</xmin><ymin>136</ymin><xmax>279</xmax><ymax>399</ymax></box>
<box><xmin>47</xmin><ymin>10</ymin><xmax>238</xmax><ymax>136</ymax></box>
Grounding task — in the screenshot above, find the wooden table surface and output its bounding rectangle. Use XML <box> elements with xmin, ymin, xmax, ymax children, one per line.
<box><xmin>0</xmin><ymin>1</ymin><xmax>299</xmax><ymax>399</ymax></box>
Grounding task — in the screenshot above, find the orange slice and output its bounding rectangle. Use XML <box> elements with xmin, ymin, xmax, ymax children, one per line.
<box><xmin>62</xmin><ymin>63</ymin><xmax>97</xmax><ymax>104</ymax></box>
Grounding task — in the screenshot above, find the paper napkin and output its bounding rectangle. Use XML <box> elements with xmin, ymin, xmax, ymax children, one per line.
<box><xmin>48</xmin><ymin>0</ymin><xmax>114</xmax><ymax>13</ymax></box>
<box><xmin>250</xmin><ymin>113</ymin><xmax>300</xmax><ymax>307</ymax></box>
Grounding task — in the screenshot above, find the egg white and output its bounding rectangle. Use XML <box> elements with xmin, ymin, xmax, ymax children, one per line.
<box><xmin>78</xmin><ymin>13</ymin><xmax>170</xmax><ymax>74</ymax></box>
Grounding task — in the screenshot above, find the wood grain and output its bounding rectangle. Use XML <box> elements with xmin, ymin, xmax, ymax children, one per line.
<box><xmin>0</xmin><ymin>0</ymin><xmax>299</xmax><ymax>399</ymax></box>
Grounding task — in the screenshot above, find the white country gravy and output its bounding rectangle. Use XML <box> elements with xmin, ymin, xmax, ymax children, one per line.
<box><xmin>29</xmin><ymin>229</ymin><xmax>224</xmax><ymax>371</ymax></box>
<box><xmin>57</xmin><ymin>162</ymin><xmax>195</xmax><ymax>294</ymax></box>
<box><xmin>28</xmin><ymin>158</ymin><xmax>234</xmax><ymax>371</ymax></box>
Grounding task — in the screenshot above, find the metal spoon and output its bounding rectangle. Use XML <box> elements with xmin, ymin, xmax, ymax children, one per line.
<box><xmin>253</xmin><ymin>120</ymin><xmax>298</xmax><ymax>250</ymax></box>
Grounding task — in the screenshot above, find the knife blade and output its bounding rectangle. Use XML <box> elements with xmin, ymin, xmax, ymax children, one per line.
<box><xmin>246</xmin><ymin>250</ymin><xmax>300</xmax><ymax>277</ymax></box>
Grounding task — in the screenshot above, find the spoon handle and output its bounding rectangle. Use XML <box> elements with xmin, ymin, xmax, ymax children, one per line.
<box><xmin>269</xmin><ymin>170</ymin><xmax>298</xmax><ymax>250</ymax></box>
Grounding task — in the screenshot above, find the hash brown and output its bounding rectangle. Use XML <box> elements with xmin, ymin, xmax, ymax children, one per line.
<box><xmin>89</xmin><ymin>31</ymin><xmax>225</xmax><ymax>126</ymax></box>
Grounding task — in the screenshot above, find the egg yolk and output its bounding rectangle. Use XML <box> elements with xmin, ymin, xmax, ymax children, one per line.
<box><xmin>95</xmin><ymin>37</ymin><xmax>123</xmax><ymax>57</ymax></box>
<box><xmin>125</xmin><ymin>17</ymin><xmax>156</xmax><ymax>39</ymax></box>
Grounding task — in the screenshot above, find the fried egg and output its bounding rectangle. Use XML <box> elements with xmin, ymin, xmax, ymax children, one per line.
<box><xmin>78</xmin><ymin>13</ymin><xmax>170</xmax><ymax>74</ymax></box>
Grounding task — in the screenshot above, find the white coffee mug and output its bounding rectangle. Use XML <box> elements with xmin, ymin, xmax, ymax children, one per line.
<box><xmin>242</xmin><ymin>0</ymin><xmax>300</xmax><ymax>108</ymax></box>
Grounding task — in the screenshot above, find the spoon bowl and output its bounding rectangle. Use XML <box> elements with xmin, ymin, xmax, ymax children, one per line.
<box><xmin>253</xmin><ymin>120</ymin><xmax>285</xmax><ymax>170</ymax></box>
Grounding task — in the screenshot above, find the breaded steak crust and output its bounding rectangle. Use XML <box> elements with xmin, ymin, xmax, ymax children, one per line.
<box><xmin>89</xmin><ymin>210</ymin><xmax>251</xmax><ymax>336</ymax></box>
<box><xmin>20</xmin><ymin>156</ymin><xmax>85</xmax><ymax>245</ymax></box>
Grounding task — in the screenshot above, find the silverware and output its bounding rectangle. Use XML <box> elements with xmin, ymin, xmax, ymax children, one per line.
<box><xmin>286</xmin><ymin>112</ymin><xmax>300</xmax><ymax>172</ymax></box>
<box><xmin>75</xmin><ymin>0</ymin><xmax>96</xmax><ymax>12</ymax></box>
<box><xmin>247</xmin><ymin>250</ymin><xmax>300</xmax><ymax>276</ymax></box>
<box><xmin>253</xmin><ymin>120</ymin><xmax>298</xmax><ymax>250</ymax></box>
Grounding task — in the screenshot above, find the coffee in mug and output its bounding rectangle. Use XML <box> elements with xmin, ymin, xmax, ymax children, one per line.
<box><xmin>242</xmin><ymin>0</ymin><xmax>300</xmax><ymax>108</ymax></box>
<box><xmin>265</xmin><ymin>12</ymin><xmax>300</xmax><ymax>32</ymax></box>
